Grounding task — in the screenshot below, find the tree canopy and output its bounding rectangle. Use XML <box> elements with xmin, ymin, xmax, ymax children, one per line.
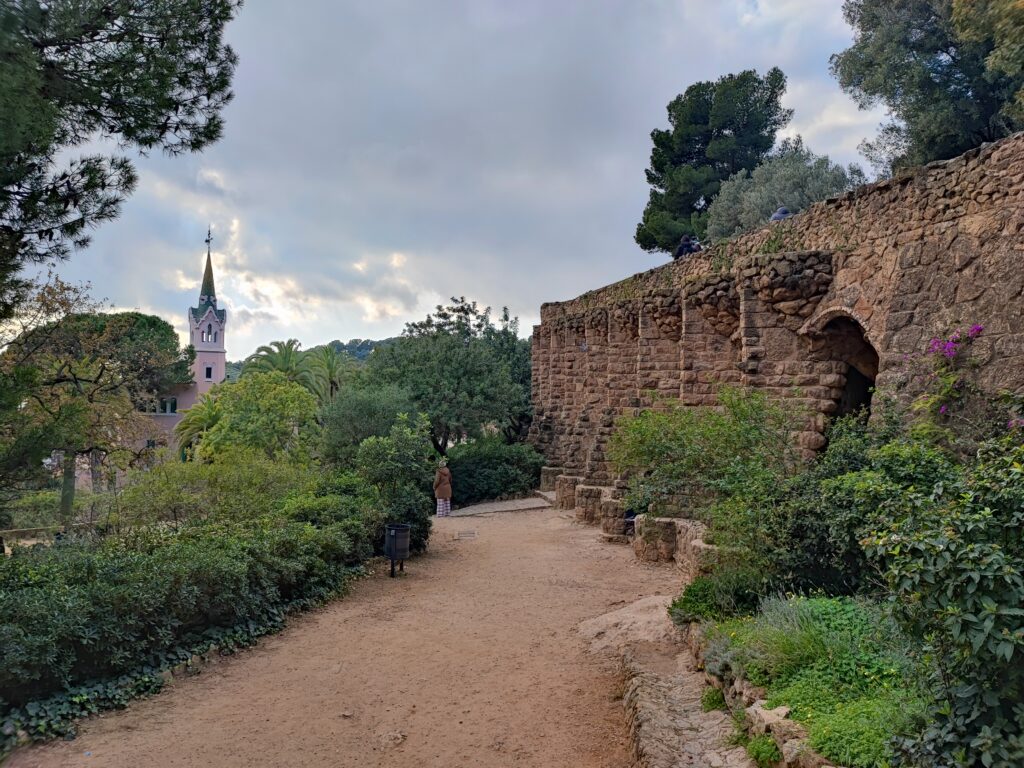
<box><xmin>0</xmin><ymin>0</ymin><xmax>241</xmax><ymax>319</ymax></box>
<box><xmin>199</xmin><ymin>371</ymin><xmax>319</xmax><ymax>460</ymax></box>
<box><xmin>1</xmin><ymin>287</ymin><xmax>193</xmax><ymax>517</ymax></box>
<box><xmin>831</xmin><ymin>0</ymin><xmax>1024</xmax><ymax>174</ymax></box>
<box><xmin>706</xmin><ymin>138</ymin><xmax>866</xmax><ymax>242</ymax></box>
<box><xmin>635</xmin><ymin>67</ymin><xmax>792</xmax><ymax>250</ymax></box>
<box><xmin>368</xmin><ymin>298</ymin><xmax>530</xmax><ymax>454</ymax></box>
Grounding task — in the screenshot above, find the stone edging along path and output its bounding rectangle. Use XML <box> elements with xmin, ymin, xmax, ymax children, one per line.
<box><xmin>579</xmin><ymin>596</ymin><xmax>754</xmax><ymax>768</ymax></box>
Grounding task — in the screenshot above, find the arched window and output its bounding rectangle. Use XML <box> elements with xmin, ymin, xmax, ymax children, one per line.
<box><xmin>213</xmin><ymin>331</ymin><xmax>218</xmax><ymax>343</ymax></box>
<box><xmin>207</xmin><ymin>323</ymin><xmax>212</xmax><ymax>342</ymax></box>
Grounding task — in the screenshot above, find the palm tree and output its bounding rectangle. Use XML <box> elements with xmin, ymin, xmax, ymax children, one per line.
<box><xmin>303</xmin><ymin>345</ymin><xmax>355</xmax><ymax>404</ymax></box>
<box><xmin>174</xmin><ymin>393</ymin><xmax>221</xmax><ymax>456</ymax></box>
<box><xmin>242</xmin><ymin>339</ymin><xmax>314</xmax><ymax>388</ymax></box>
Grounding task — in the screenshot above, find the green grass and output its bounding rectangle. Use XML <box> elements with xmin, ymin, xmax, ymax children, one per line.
<box><xmin>746</xmin><ymin>734</ymin><xmax>782</xmax><ymax>767</ymax></box>
<box><xmin>703</xmin><ymin>597</ymin><xmax>925</xmax><ymax>768</ymax></box>
<box><xmin>701</xmin><ymin>685</ymin><xmax>727</xmax><ymax>712</ymax></box>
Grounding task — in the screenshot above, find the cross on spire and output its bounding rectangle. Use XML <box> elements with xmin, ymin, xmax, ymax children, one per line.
<box><xmin>200</xmin><ymin>228</ymin><xmax>216</xmax><ymax>303</ymax></box>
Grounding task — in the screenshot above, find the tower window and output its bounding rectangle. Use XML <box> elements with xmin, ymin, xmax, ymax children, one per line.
<box><xmin>205</xmin><ymin>366</ymin><xmax>213</xmax><ymax>380</ymax></box>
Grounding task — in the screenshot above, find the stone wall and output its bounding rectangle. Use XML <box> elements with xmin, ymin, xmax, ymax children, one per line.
<box><xmin>530</xmin><ymin>133</ymin><xmax>1024</xmax><ymax>485</ymax></box>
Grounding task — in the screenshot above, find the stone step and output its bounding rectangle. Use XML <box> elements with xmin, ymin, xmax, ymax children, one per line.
<box><xmin>533</xmin><ymin>489</ymin><xmax>556</xmax><ymax>503</ymax></box>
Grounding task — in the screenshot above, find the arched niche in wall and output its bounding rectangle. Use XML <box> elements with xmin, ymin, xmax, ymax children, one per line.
<box><xmin>804</xmin><ymin>309</ymin><xmax>880</xmax><ymax>419</ymax></box>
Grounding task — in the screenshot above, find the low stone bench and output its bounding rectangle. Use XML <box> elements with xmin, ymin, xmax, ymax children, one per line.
<box><xmin>539</xmin><ymin>466</ymin><xmax>565</xmax><ymax>492</ymax></box>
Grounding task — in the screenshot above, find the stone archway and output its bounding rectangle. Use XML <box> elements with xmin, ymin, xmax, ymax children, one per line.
<box><xmin>819</xmin><ymin>316</ymin><xmax>879</xmax><ymax>417</ymax></box>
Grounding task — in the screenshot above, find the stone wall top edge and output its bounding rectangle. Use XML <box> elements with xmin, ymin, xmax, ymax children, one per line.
<box><xmin>537</xmin><ymin>131</ymin><xmax>1024</xmax><ymax>327</ymax></box>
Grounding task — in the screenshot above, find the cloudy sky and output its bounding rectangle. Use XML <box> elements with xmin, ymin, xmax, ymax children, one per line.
<box><xmin>54</xmin><ymin>0</ymin><xmax>886</xmax><ymax>359</ymax></box>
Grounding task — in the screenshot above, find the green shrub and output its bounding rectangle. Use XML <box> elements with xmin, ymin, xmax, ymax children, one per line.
<box><xmin>609</xmin><ymin>387</ymin><xmax>801</xmax><ymax>519</ymax></box>
<box><xmin>293</xmin><ymin>469</ymin><xmax>431</xmax><ymax>555</ymax></box>
<box><xmin>114</xmin><ymin>449</ymin><xmax>315</xmax><ymax>529</ymax></box>
<box><xmin>2</xmin><ymin>491</ymin><xmax>64</xmax><ymax>531</ymax></box>
<box><xmin>701</xmin><ymin>686</ymin><xmax>726</xmax><ymax>712</ymax></box>
<box><xmin>746</xmin><ymin>734</ymin><xmax>781</xmax><ymax>767</ymax></box>
<box><xmin>865</xmin><ymin>436</ymin><xmax>1024</xmax><ymax>767</ymax></box>
<box><xmin>445</xmin><ymin>438</ymin><xmax>544</xmax><ymax>505</ymax></box>
<box><xmin>669</xmin><ymin>571</ymin><xmax>761</xmax><ymax>625</ymax></box>
<box><xmin>0</xmin><ymin>518</ymin><xmax>365</xmax><ymax>753</ymax></box>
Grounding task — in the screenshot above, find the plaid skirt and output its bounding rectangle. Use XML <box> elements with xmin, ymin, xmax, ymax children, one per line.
<box><xmin>436</xmin><ymin>498</ymin><xmax>451</xmax><ymax>516</ymax></box>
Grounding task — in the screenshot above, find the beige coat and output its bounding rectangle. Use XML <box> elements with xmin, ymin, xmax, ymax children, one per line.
<box><xmin>433</xmin><ymin>467</ymin><xmax>453</xmax><ymax>500</ymax></box>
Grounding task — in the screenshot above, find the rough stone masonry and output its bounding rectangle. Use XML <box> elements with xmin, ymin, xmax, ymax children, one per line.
<box><xmin>529</xmin><ymin>133</ymin><xmax>1024</xmax><ymax>512</ymax></box>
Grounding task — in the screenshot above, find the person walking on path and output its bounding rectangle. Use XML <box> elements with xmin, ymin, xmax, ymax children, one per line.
<box><xmin>434</xmin><ymin>460</ymin><xmax>453</xmax><ymax>517</ymax></box>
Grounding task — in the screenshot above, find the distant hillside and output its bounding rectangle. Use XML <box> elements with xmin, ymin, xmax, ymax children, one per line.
<box><xmin>326</xmin><ymin>337</ymin><xmax>398</xmax><ymax>361</ymax></box>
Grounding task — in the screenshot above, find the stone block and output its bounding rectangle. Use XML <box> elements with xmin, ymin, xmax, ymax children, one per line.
<box><xmin>539</xmin><ymin>466</ymin><xmax>564</xmax><ymax>492</ymax></box>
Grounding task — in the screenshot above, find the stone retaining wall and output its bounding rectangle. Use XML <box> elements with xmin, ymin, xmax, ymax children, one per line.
<box><xmin>632</xmin><ymin>515</ymin><xmax>712</xmax><ymax>580</ymax></box>
<box><xmin>530</xmin><ymin>133</ymin><xmax>1024</xmax><ymax>484</ymax></box>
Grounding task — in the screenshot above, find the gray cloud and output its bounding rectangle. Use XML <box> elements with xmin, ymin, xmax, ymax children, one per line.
<box><xmin>50</xmin><ymin>0</ymin><xmax>886</xmax><ymax>358</ymax></box>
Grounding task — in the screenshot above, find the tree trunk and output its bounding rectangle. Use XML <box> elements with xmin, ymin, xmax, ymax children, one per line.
<box><xmin>90</xmin><ymin>449</ymin><xmax>104</xmax><ymax>493</ymax></box>
<box><xmin>60</xmin><ymin>451</ymin><xmax>77</xmax><ymax>526</ymax></box>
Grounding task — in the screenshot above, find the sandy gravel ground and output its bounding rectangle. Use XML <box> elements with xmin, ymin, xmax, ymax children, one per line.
<box><xmin>9</xmin><ymin>508</ymin><xmax>680</xmax><ymax>768</ymax></box>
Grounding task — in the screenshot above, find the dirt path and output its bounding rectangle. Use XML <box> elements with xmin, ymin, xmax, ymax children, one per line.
<box><xmin>10</xmin><ymin>508</ymin><xmax>680</xmax><ymax>768</ymax></box>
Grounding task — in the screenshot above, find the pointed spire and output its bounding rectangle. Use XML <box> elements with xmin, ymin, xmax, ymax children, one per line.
<box><xmin>200</xmin><ymin>227</ymin><xmax>216</xmax><ymax>302</ymax></box>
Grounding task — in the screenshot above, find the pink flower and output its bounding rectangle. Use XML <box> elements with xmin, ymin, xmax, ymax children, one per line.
<box><xmin>927</xmin><ymin>337</ymin><xmax>943</xmax><ymax>354</ymax></box>
<box><xmin>968</xmin><ymin>324</ymin><xmax>985</xmax><ymax>339</ymax></box>
<box><xmin>1009</xmin><ymin>418</ymin><xmax>1024</xmax><ymax>430</ymax></box>
<box><xmin>942</xmin><ymin>341</ymin><xmax>958</xmax><ymax>358</ymax></box>
<box><xmin>939</xmin><ymin>404</ymin><xmax>949</xmax><ymax>416</ymax></box>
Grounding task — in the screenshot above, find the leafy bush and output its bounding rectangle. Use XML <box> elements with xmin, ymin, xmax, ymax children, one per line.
<box><xmin>865</xmin><ymin>436</ymin><xmax>1024</xmax><ymax>768</ymax></box>
<box><xmin>446</xmin><ymin>438</ymin><xmax>544</xmax><ymax>506</ymax></box>
<box><xmin>0</xmin><ymin>517</ymin><xmax>366</xmax><ymax>752</ymax></box>
<box><xmin>776</xmin><ymin>427</ymin><xmax>958</xmax><ymax>596</ymax></box>
<box><xmin>354</xmin><ymin>415</ymin><xmax>434</xmax><ymax>552</ymax></box>
<box><xmin>113</xmin><ymin>448</ymin><xmax>315</xmax><ymax>529</ymax></box>
<box><xmin>610</xmin><ymin>388</ymin><xmax>801</xmax><ymax>518</ymax></box>
<box><xmin>198</xmin><ymin>371</ymin><xmax>320</xmax><ymax>461</ymax></box>
<box><xmin>669</xmin><ymin>572</ymin><xmax>761</xmax><ymax>625</ymax></box>
<box><xmin>746</xmin><ymin>734</ymin><xmax>782</xmax><ymax>767</ymax></box>
<box><xmin>701</xmin><ymin>686</ymin><xmax>726</xmax><ymax>712</ymax></box>
<box><xmin>2</xmin><ymin>491</ymin><xmax>77</xmax><ymax>531</ymax></box>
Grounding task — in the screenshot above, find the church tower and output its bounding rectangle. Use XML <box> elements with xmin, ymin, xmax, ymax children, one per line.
<box><xmin>188</xmin><ymin>229</ymin><xmax>227</xmax><ymax>395</ymax></box>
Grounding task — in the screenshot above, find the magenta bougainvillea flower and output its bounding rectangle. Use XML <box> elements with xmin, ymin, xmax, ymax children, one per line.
<box><xmin>968</xmin><ymin>324</ymin><xmax>985</xmax><ymax>339</ymax></box>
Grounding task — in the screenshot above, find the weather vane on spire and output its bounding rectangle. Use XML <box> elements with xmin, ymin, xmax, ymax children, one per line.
<box><xmin>205</xmin><ymin>226</ymin><xmax>213</xmax><ymax>255</ymax></box>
